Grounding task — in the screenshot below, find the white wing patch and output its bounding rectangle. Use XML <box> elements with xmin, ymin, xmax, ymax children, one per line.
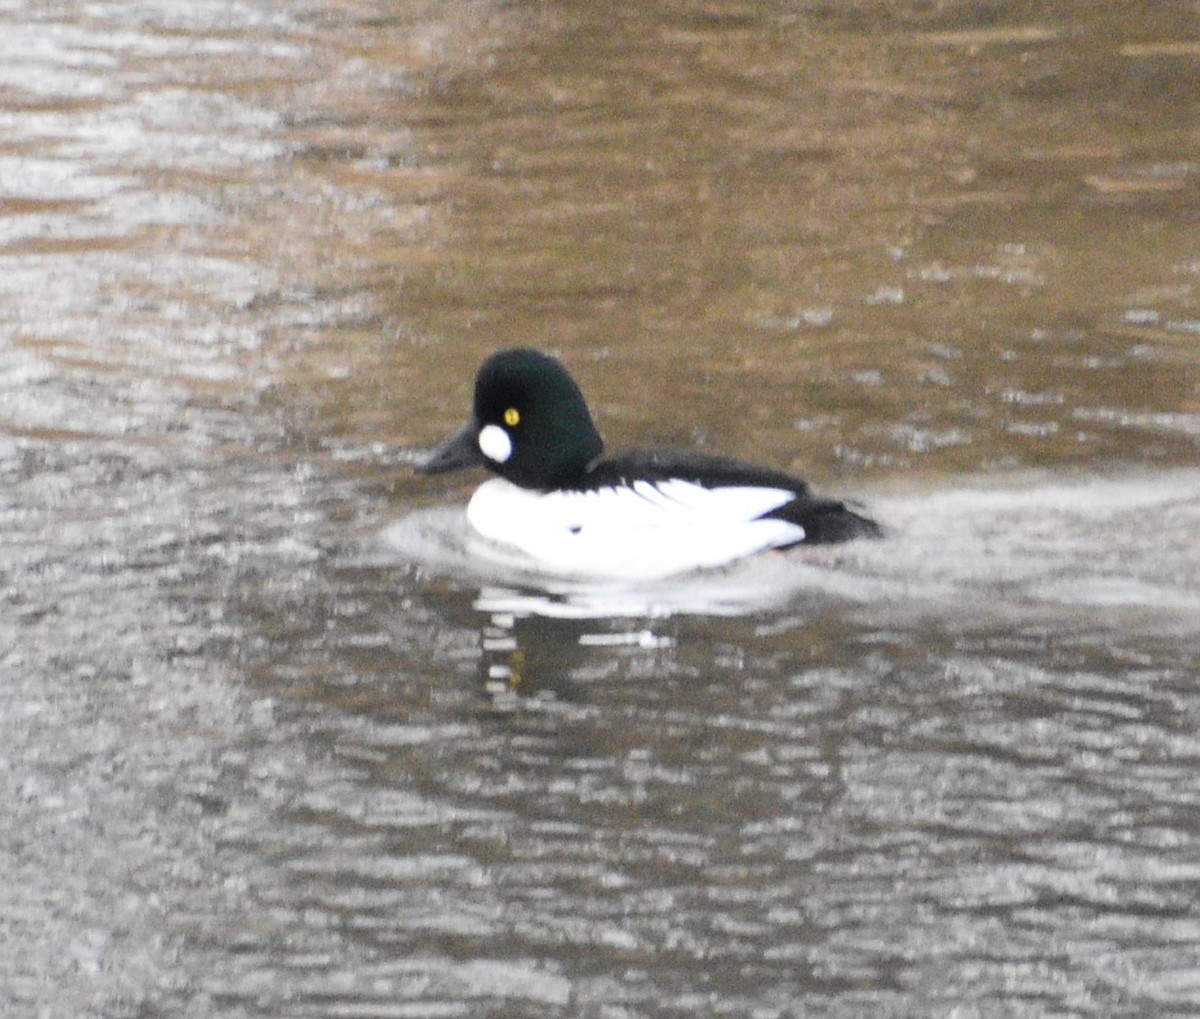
<box><xmin>466</xmin><ymin>478</ymin><xmax>805</xmax><ymax>580</ymax></box>
<box><xmin>627</xmin><ymin>478</ymin><xmax>797</xmax><ymax>520</ymax></box>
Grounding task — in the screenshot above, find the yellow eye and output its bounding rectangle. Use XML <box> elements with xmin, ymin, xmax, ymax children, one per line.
<box><xmin>503</xmin><ymin>407</ymin><xmax>520</xmax><ymax>427</ymax></box>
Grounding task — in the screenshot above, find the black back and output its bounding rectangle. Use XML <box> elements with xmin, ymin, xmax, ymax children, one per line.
<box><xmin>577</xmin><ymin>449</ymin><xmax>882</xmax><ymax>546</ymax></box>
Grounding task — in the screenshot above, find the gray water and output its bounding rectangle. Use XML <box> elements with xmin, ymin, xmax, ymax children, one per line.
<box><xmin>2</xmin><ymin>3</ymin><xmax>1199</xmax><ymax>1017</ymax></box>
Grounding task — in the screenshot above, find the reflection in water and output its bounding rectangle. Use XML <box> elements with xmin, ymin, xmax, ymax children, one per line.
<box><xmin>2</xmin><ymin>1</ymin><xmax>1199</xmax><ymax>1017</ymax></box>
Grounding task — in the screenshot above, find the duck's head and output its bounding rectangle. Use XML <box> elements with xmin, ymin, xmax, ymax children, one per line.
<box><xmin>419</xmin><ymin>348</ymin><xmax>604</xmax><ymax>490</ymax></box>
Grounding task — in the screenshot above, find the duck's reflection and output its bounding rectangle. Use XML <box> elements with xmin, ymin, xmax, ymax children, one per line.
<box><xmin>474</xmin><ymin>585</ymin><xmax>679</xmax><ymax>705</ymax></box>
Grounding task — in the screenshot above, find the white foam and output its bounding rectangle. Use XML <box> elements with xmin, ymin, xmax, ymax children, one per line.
<box><xmin>383</xmin><ymin>469</ymin><xmax>1200</xmax><ymax>625</ymax></box>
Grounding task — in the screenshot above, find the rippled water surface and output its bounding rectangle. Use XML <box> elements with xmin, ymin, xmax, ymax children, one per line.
<box><xmin>2</xmin><ymin>2</ymin><xmax>1199</xmax><ymax>1017</ymax></box>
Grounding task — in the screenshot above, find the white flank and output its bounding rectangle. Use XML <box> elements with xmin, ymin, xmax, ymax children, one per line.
<box><xmin>465</xmin><ymin>477</ymin><xmax>805</xmax><ymax>580</ymax></box>
<box><xmin>477</xmin><ymin>424</ymin><xmax>513</xmax><ymax>463</ymax></box>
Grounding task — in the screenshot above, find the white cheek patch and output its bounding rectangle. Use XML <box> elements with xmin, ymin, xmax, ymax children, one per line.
<box><xmin>478</xmin><ymin>423</ymin><xmax>513</xmax><ymax>464</ymax></box>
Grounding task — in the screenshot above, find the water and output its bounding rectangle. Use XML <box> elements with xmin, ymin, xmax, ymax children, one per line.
<box><xmin>2</xmin><ymin>2</ymin><xmax>1199</xmax><ymax>1017</ymax></box>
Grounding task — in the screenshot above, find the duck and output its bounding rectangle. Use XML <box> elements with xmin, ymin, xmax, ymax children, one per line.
<box><xmin>418</xmin><ymin>348</ymin><xmax>881</xmax><ymax>580</ymax></box>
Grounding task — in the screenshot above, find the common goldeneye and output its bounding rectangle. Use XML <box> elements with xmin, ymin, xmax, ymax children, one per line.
<box><xmin>419</xmin><ymin>348</ymin><xmax>880</xmax><ymax>579</ymax></box>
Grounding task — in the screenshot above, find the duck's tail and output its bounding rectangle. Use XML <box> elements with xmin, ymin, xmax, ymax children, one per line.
<box><xmin>771</xmin><ymin>497</ymin><xmax>883</xmax><ymax>545</ymax></box>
